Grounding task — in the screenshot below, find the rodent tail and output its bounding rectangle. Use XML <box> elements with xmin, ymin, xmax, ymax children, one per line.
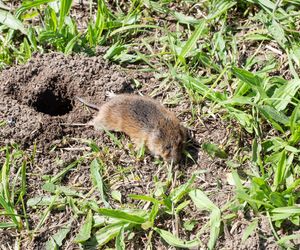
<box><xmin>75</xmin><ymin>96</ymin><xmax>99</xmax><ymax>110</ymax></box>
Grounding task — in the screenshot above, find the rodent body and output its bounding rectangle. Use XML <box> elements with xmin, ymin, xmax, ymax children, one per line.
<box><xmin>77</xmin><ymin>94</ymin><xmax>186</xmax><ymax>162</ymax></box>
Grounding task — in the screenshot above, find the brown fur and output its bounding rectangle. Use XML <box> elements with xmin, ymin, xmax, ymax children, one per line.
<box><xmin>79</xmin><ymin>94</ymin><xmax>186</xmax><ymax>162</ymax></box>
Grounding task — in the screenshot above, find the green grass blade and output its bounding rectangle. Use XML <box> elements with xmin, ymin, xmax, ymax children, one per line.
<box><xmin>176</xmin><ymin>20</ymin><xmax>206</xmax><ymax>65</ymax></box>
<box><xmin>242</xmin><ymin>219</ymin><xmax>258</xmax><ymax>242</ymax></box>
<box><xmin>16</xmin><ymin>0</ymin><xmax>57</xmax><ymax>17</ymax></box>
<box><xmin>74</xmin><ymin>210</ymin><xmax>93</xmax><ymax>243</ymax></box>
<box><xmin>154</xmin><ymin>227</ymin><xmax>201</xmax><ymax>248</ymax></box>
<box><xmin>58</xmin><ymin>0</ymin><xmax>73</xmax><ymax>30</ymax></box>
<box><xmin>289</xmin><ymin>103</ymin><xmax>300</xmax><ymax>145</ymax></box>
<box><xmin>273</xmin><ymin>150</ymin><xmax>286</xmax><ymax>189</ymax></box>
<box><xmin>98</xmin><ymin>208</ymin><xmax>147</xmax><ymax>224</ymax></box>
<box><xmin>64</xmin><ymin>34</ymin><xmax>79</xmax><ymax>55</ymax></box>
<box><xmin>115</xmin><ymin>226</ymin><xmax>125</xmax><ymax>250</ymax></box>
<box><xmin>90</xmin><ymin>158</ymin><xmax>110</xmax><ymax>208</ymax></box>
<box><xmin>277</xmin><ymin>234</ymin><xmax>300</xmax><ymax>247</ymax></box>
<box><xmin>206</xmin><ymin>1</ymin><xmax>236</xmax><ymax>20</ymax></box>
<box><xmin>0</xmin><ymin>222</ymin><xmax>17</xmax><ymax>228</ymax></box>
<box><xmin>232</xmin><ymin>67</ymin><xmax>267</xmax><ymax>99</ymax></box>
<box><xmin>109</xmin><ymin>24</ymin><xmax>160</xmax><ymax>37</ymax></box>
<box><xmin>0</xmin><ymin>196</ymin><xmax>19</xmax><ymax>227</ymax></box>
<box><xmin>129</xmin><ymin>194</ymin><xmax>161</xmax><ymax>204</ymax></box>
<box><xmin>34</xmin><ymin>194</ymin><xmax>58</xmax><ymax>233</ymax></box>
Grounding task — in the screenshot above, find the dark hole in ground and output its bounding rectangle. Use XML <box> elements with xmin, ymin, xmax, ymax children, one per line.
<box><xmin>32</xmin><ymin>89</ymin><xmax>72</xmax><ymax>116</ymax></box>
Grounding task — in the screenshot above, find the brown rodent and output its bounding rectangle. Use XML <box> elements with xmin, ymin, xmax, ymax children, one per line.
<box><xmin>77</xmin><ymin>94</ymin><xmax>186</xmax><ymax>163</ymax></box>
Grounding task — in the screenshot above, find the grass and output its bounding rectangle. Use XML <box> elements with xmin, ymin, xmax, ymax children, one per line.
<box><xmin>0</xmin><ymin>0</ymin><xmax>300</xmax><ymax>249</ymax></box>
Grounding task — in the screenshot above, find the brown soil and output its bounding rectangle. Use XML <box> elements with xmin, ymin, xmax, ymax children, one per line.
<box><xmin>0</xmin><ymin>52</ymin><xmax>277</xmax><ymax>249</ymax></box>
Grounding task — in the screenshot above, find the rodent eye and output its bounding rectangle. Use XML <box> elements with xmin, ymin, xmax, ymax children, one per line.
<box><xmin>165</xmin><ymin>145</ymin><xmax>172</xmax><ymax>151</ymax></box>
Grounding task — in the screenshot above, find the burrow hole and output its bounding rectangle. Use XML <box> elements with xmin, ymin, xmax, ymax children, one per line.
<box><xmin>32</xmin><ymin>89</ymin><xmax>73</xmax><ymax>116</ymax></box>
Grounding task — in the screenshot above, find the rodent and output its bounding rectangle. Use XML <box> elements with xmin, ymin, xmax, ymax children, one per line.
<box><xmin>76</xmin><ymin>94</ymin><xmax>187</xmax><ymax>163</ymax></box>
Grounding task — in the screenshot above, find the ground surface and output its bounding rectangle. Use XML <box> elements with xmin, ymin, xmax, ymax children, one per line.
<box><xmin>0</xmin><ymin>52</ymin><xmax>279</xmax><ymax>249</ymax></box>
<box><xmin>1</xmin><ymin>1</ymin><xmax>299</xmax><ymax>249</ymax></box>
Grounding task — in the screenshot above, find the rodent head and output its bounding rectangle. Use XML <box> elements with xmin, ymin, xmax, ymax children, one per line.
<box><xmin>148</xmin><ymin>125</ymin><xmax>187</xmax><ymax>163</ymax></box>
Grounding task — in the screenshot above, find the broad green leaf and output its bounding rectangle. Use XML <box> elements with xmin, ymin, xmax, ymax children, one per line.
<box><xmin>267</xmin><ymin>19</ymin><xmax>287</xmax><ymax>48</ymax></box>
<box><xmin>269</xmin><ymin>192</ymin><xmax>287</xmax><ymax>207</ymax></box>
<box><xmin>148</xmin><ymin>201</ymin><xmax>159</xmax><ymax>226</ymax></box>
<box><xmin>98</xmin><ymin>208</ymin><xmax>147</xmax><ymax>224</ymax></box>
<box><xmin>74</xmin><ymin>210</ymin><xmax>93</xmax><ymax>243</ymax></box>
<box><xmin>170</xmin><ymin>174</ymin><xmax>196</xmax><ymax>204</ymax></box>
<box><xmin>236</xmin><ymin>191</ymin><xmax>274</xmax><ymax>209</ymax></box>
<box><xmin>189</xmin><ymin>189</ymin><xmax>221</xmax><ymax>249</ymax></box>
<box><xmin>272</xmin><ymin>206</ymin><xmax>300</xmax><ymax>215</ymax></box>
<box><xmin>90</xmin><ymin>159</ymin><xmax>110</xmax><ymax>208</ymax></box>
<box><xmin>175</xmin><ymin>200</ymin><xmax>191</xmax><ymax>213</ymax></box>
<box><xmin>220</xmin><ymin>96</ymin><xmax>254</xmax><ymax>106</ymax></box>
<box><xmin>45</xmin><ymin>238</ymin><xmax>58</xmax><ymax>250</ymax></box>
<box><xmin>46</xmin><ymin>223</ymin><xmax>71</xmax><ymax>249</ymax></box>
<box><xmin>154</xmin><ymin>228</ymin><xmax>200</xmax><ymax>248</ymax></box>
<box><xmin>272</xmin><ymin>79</ymin><xmax>300</xmax><ymax>111</ymax></box>
<box><xmin>94</xmin><ymin>222</ymin><xmax>130</xmax><ymax>247</ymax></box>
<box><xmin>242</xmin><ymin>219</ymin><xmax>258</xmax><ymax>242</ymax></box>
<box><xmin>232</xmin><ymin>67</ymin><xmax>267</xmax><ymax>99</ymax></box>
<box><xmin>227</xmin><ymin>107</ymin><xmax>253</xmax><ymax>133</ymax></box>
<box><xmin>183</xmin><ymin>219</ymin><xmax>197</xmax><ymax>231</ymax></box>
<box><xmin>231</xmin><ymin>170</ymin><xmax>245</xmax><ymax>191</ymax></box>
<box><xmin>196</xmin><ymin>52</ymin><xmax>221</xmax><ymax>72</ymax></box>
<box><xmin>208</xmin><ymin>208</ymin><xmax>221</xmax><ymax>250</ymax></box>
<box><xmin>173</xmin><ymin>11</ymin><xmax>199</xmax><ymax>24</ymax></box>
<box><xmin>189</xmin><ymin>189</ymin><xmax>217</xmax><ymax>211</ymax></box>
<box><xmin>27</xmin><ymin>196</ymin><xmax>64</xmax><ymax>207</ymax></box>
<box><xmin>0</xmin><ymin>9</ymin><xmax>26</xmax><ymax>34</ymax></box>
<box><xmin>258</xmin><ymin>105</ymin><xmax>290</xmax><ymax>126</ymax></box>
<box><xmin>202</xmin><ymin>142</ymin><xmax>228</xmax><ymax>159</ymax></box>
<box><xmin>111</xmin><ymin>190</ymin><xmax>122</xmax><ymax>203</ymax></box>
<box><xmin>104</xmin><ymin>43</ymin><xmax>127</xmax><ymax>60</ymax></box>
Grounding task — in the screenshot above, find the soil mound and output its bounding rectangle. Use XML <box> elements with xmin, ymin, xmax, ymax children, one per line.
<box><xmin>0</xmin><ymin>52</ymin><xmax>134</xmax><ymax>148</ymax></box>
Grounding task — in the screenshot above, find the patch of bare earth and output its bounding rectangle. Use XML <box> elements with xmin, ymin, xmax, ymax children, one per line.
<box><xmin>0</xmin><ymin>52</ymin><xmax>267</xmax><ymax>249</ymax></box>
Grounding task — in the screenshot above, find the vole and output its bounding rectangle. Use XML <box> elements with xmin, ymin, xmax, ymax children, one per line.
<box><xmin>76</xmin><ymin>94</ymin><xmax>187</xmax><ymax>163</ymax></box>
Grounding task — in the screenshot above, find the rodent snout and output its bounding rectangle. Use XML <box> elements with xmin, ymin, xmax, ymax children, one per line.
<box><xmin>163</xmin><ymin>148</ymin><xmax>182</xmax><ymax>163</ymax></box>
